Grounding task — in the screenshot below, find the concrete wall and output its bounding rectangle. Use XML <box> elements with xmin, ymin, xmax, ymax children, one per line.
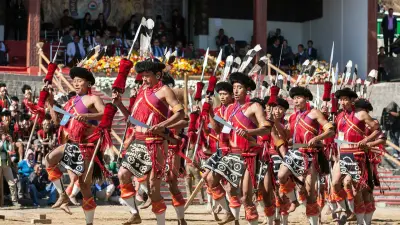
<box><xmin>303</xmin><ymin>0</ymin><xmax>368</xmax><ymax>78</ymax></box>
<box><xmin>0</xmin><ymin>74</ymin><xmax>44</xmax><ymax>100</ymax></box>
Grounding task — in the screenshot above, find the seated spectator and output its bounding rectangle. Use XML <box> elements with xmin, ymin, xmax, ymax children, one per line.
<box><xmin>267</xmin><ymin>38</ymin><xmax>281</xmax><ymax>65</ymax></box>
<box><xmin>0</xmin><ymin>41</ymin><xmax>8</xmax><ymax>66</ymax></box>
<box><xmin>215</xmin><ymin>28</ymin><xmax>228</xmax><ymax>49</ymax></box>
<box><xmin>175</xmin><ymin>41</ymin><xmax>184</xmax><ymax>57</ymax></box>
<box><xmin>94</xmin><ymin>13</ymin><xmax>108</xmax><ymax>36</ymax></box>
<box><xmin>183</xmin><ymin>41</ymin><xmax>197</xmax><ymax>59</ymax></box>
<box><xmin>60</xmin><ymin>9</ymin><xmax>74</xmax><ymax>30</ymax></box>
<box><xmin>29</xmin><ymin>164</ymin><xmax>56</xmax><ymax>207</ymax></box>
<box><xmin>80</xmin><ymin>29</ymin><xmax>94</xmax><ymax>53</ymax></box>
<box><xmin>223</xmin><ymin>37</ymin><xmax>236</xmax><ymax>59</ymax></box>
<box><xmin>93</xmin><ymin>179</ymin><xmax>116</xmax><ymax>202</ymax></box>
<box><xmin>62</xmin><ymin>28</ymin><xmax>76</xmax><ymax>46</ymax></box>
<box><xmin>154</xmin><ymin>15</ymin><xmax>167</xmax><ymax>39</ymax></box>
<box><xmin>17</xmin><ymin>149</ymin><xmax>35</xmax><ymax>200</ymax></box>
<box><xmin>66</xmin><ymin>35</ymin><xmax>85</xmax><ymax>66</ymax></box>
<box><xmin>306</xmin><ymin>40</ymin><xmax>317</xmax><ymax>60</ymax></box>
<box><xmin>103</xmin><ymin>29</ymin><xmax>113</xmax><ymax>47</ymax></box>
<box><xmin>152</xmin><ymin>39</ymin><xmax>165</xmax><ymax>58</ymax></box>
<box><xmin>93</xmin><ymin>35</ymin><xmax>104</xmax><ymax>48</ymax></box>
<box><xmin>160</xmin><ymin>35</ymin><xmax>169</xmax><ymax>50</ymax></box>
<box><xmin>110</xmin><ymin>39</ymin><xmax>124</xmax><ymax>57</ymax></box>
<box><xmin>295</xmin><ymin>44</ymin><xmax>307</xmax><ymax>65</ymax></box>
<box><xmin>281</xmin><ymin>39</ymin><xmax>294</xmax><ymax>66</ymax></box>
<box><xmin>104</xmin><ymin>154</ymin><xmax>118</xmax><ymax>175</ymax></box>
<box><xmin>378</xmin><ymin>46</ymin><xmax>387</xmax><ymax>81</ymax></box>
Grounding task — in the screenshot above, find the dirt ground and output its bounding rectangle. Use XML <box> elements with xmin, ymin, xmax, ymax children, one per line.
<box><xmin>1</xmin><ymin>204</ymin><xmax>400</xmax><ymax>225</ymax></box>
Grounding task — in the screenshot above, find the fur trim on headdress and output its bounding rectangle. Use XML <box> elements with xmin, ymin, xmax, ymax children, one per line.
<box><xmin>334</xmin><ymin>87</ymin><xmax>358</xmax><ymax>99</ymax></box>
<box><xmin>215</xmin><ymin>82</ymin><xmax>233</xmax><ymax>94</ymax></box>
<box><xmin>276</xmin><ymin>97</ymin><xmax>289</xmax><ymax>110</ymax></box>
<box><xmin>229</xmin><ymin>72</ymin><xmax>256</xmax><ymax>91</ymax></box>
<box><xmin>70</xmin><ymin>67</ymin><xmax>95</xmax><ymax>85</ymax></box>
<box><xmin>355</xmin><ymin>98</ymin><xmax>373</xmax><ymax>112</ymax></box>
<box><xmin>289</xmin><ymin>86</ymin><xmax>313</xmax><ymax>101</ymax></box>
<box><xmin>135</xmin><ymin>60</ymin><xmax>166</xmax><ymax>74</ymax></box>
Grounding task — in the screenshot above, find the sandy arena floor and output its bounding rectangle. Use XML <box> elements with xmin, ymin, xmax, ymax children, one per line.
<box><xmin>1</xmin><ymin>204</ymin><xmax>400</xmax><ymax>224</ymax></box>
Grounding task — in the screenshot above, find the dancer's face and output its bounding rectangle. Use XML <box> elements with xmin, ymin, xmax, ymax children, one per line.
<box><xmin>218</xmin><ymin>90</ymin><xmax>233</xmax><ymax>106</ymax></box>
<box><xmin>273</xmin><ymin>105</ymin><xmax>286</xmax><ymax>119</ymax></box>
<box><xmin>339</xmin><ymin>96</ymin><xmax>352</xmax><ymax>111</ymax></box>
<box><xmin>73</xmin><ymin>77</ymin><xmax>89</xmax><ymax>95</ymax></box>
<box><xmin>293</xmin><ymin>95</ymin><xmax>307</xmax><ymax>110</ymax></box>
<box><xmin>233</xmin><ymin>83</ymin><xmax>247</xmax><ymax>102</ymax></box>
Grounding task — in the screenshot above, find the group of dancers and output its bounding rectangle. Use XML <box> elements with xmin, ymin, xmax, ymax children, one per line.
<box><xmin>27</xmin><ymin>22</ymin><xmax>384</xmax><ymax>225</ymax></box>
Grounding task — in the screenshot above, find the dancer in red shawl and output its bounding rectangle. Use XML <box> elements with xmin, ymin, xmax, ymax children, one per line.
<box><xmin>162</xmin><ymin>74</ymin><xmax>189</xmax><ymax>225</ymax></box>
<box><xmin>331</xmin><ymin>88</ymin><xmax>379</xmax><ymax>224</ymax></box>
<box><xmin>277</xmin><ymin>86</ymin><xmax>334</xmax><ymax>225</ymax></box>
<box><xmin>113</xmin><ymin>60</ymin><xmax>184</xmax><ymax>225</ymax></box>
<box><xmin>202</xmin><ymin>81</ymin><xmax>236</xmax><ymax>224</ymax></box>
<box><xmin>46</xmin><ymin>67</ymin><xmax>114</xmax><ymax>225</ymax></box>
<box><xmin>354</xmin><ymin>98</ymin><xmax>384</xmax><ymax>225</ymax></box>
<box><xmin>258</xmin><ymin>97</ymin><xmax>291</xmax><ymax>225</ymax></box>
<box><xmin>208</xmin><ymin>72</ymin><xmax>272</xmax><ymax>225</ymax></box>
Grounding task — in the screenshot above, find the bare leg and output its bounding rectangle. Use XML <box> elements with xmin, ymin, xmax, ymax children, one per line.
<box><xmin>278</xmin><ymin>164</ymin><xmax>299</xmax><ymax>213</ymax></box>
<box><xmin>44</xmin><ymin>144</ymin><xmax>71</xmax><ymax>213</ymax></box>
<box><xmin>262</xmin><ymin>169</ymin><xmax>275</xmax><ymax>224</ymax></box>
<box><xmin>242</xmin><ymin>169</ymin><xmax>258</xmax><ymax>225</ymax></box>
<box><xmin>148</xmin><ymin>142</ymin><xmax>168</xmax><ymax>225</ymax></box>
<box><xmin>167</xmin><ymin>153</ymin><xmax>186</xmax><ymax>224</ymax></box>
<box><xmin>305</xmin><ymin>163</ymin><xmax>318</xmax><ymax>225</ymax></box>
<box><xmin>79</xmin><ymin>160</ymin><xmax>95</xmax><ymax>225</ymax></box>
<box><xmin>118</xmin><ymin>167</ymin><xmax>141</xmax><ymax>225</ymax></box>
<box><xmin>15</xmin><ymin>142</ymin><xmax>24</xmax><ymax>162</ymax></box>
<box><xmin>331</xmin><ymin>161</ymin><xmax>346</xmax><ymax>217</ymax></box>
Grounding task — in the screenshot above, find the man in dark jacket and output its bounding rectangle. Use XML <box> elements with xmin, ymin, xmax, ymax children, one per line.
<box><xmin>29</xmin><ymin>165</ymin><xmax>56</xmax><ymax>206</ymax></box>
<box><xmin>381</xmin><ymin>8</ymin><xmax>397</xmax><ymax>56</ymax></box>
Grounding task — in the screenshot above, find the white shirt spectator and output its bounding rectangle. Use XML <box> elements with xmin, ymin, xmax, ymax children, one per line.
<box><xmin>66</xmin><ymin>42</ymin><xmax>85</xmax><ymax>62</ymax></box>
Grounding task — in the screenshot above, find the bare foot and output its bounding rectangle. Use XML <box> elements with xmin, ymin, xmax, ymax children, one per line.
<box><xmin>287</xmin><ymin>201</ymin><xmax>300</xmax><ymax>213</ymax></box>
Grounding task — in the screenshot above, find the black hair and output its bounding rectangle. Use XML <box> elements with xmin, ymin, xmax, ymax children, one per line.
<box><xmin>298</xmin><ymin>44</ymin><xmax>304</xmax><ymax>48</ymax></box>
<box><xmin>22</xmin><ymin>84</ymin><xmax>32</xmax><ymax>94</ymax></box>
<box><xmin>11</xmin><ymin>96</ymin><xmax>19</xmax><ymax>102</ymax></box>
<box><xmin>0</xmin><ymin>83</ymin><xmax>6</xmax><ymax>88</ymax></box>
<box><xmin>307</xmin><ymin>40</ymin><xmax>313</xmax><ymax>45</ymax></box>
